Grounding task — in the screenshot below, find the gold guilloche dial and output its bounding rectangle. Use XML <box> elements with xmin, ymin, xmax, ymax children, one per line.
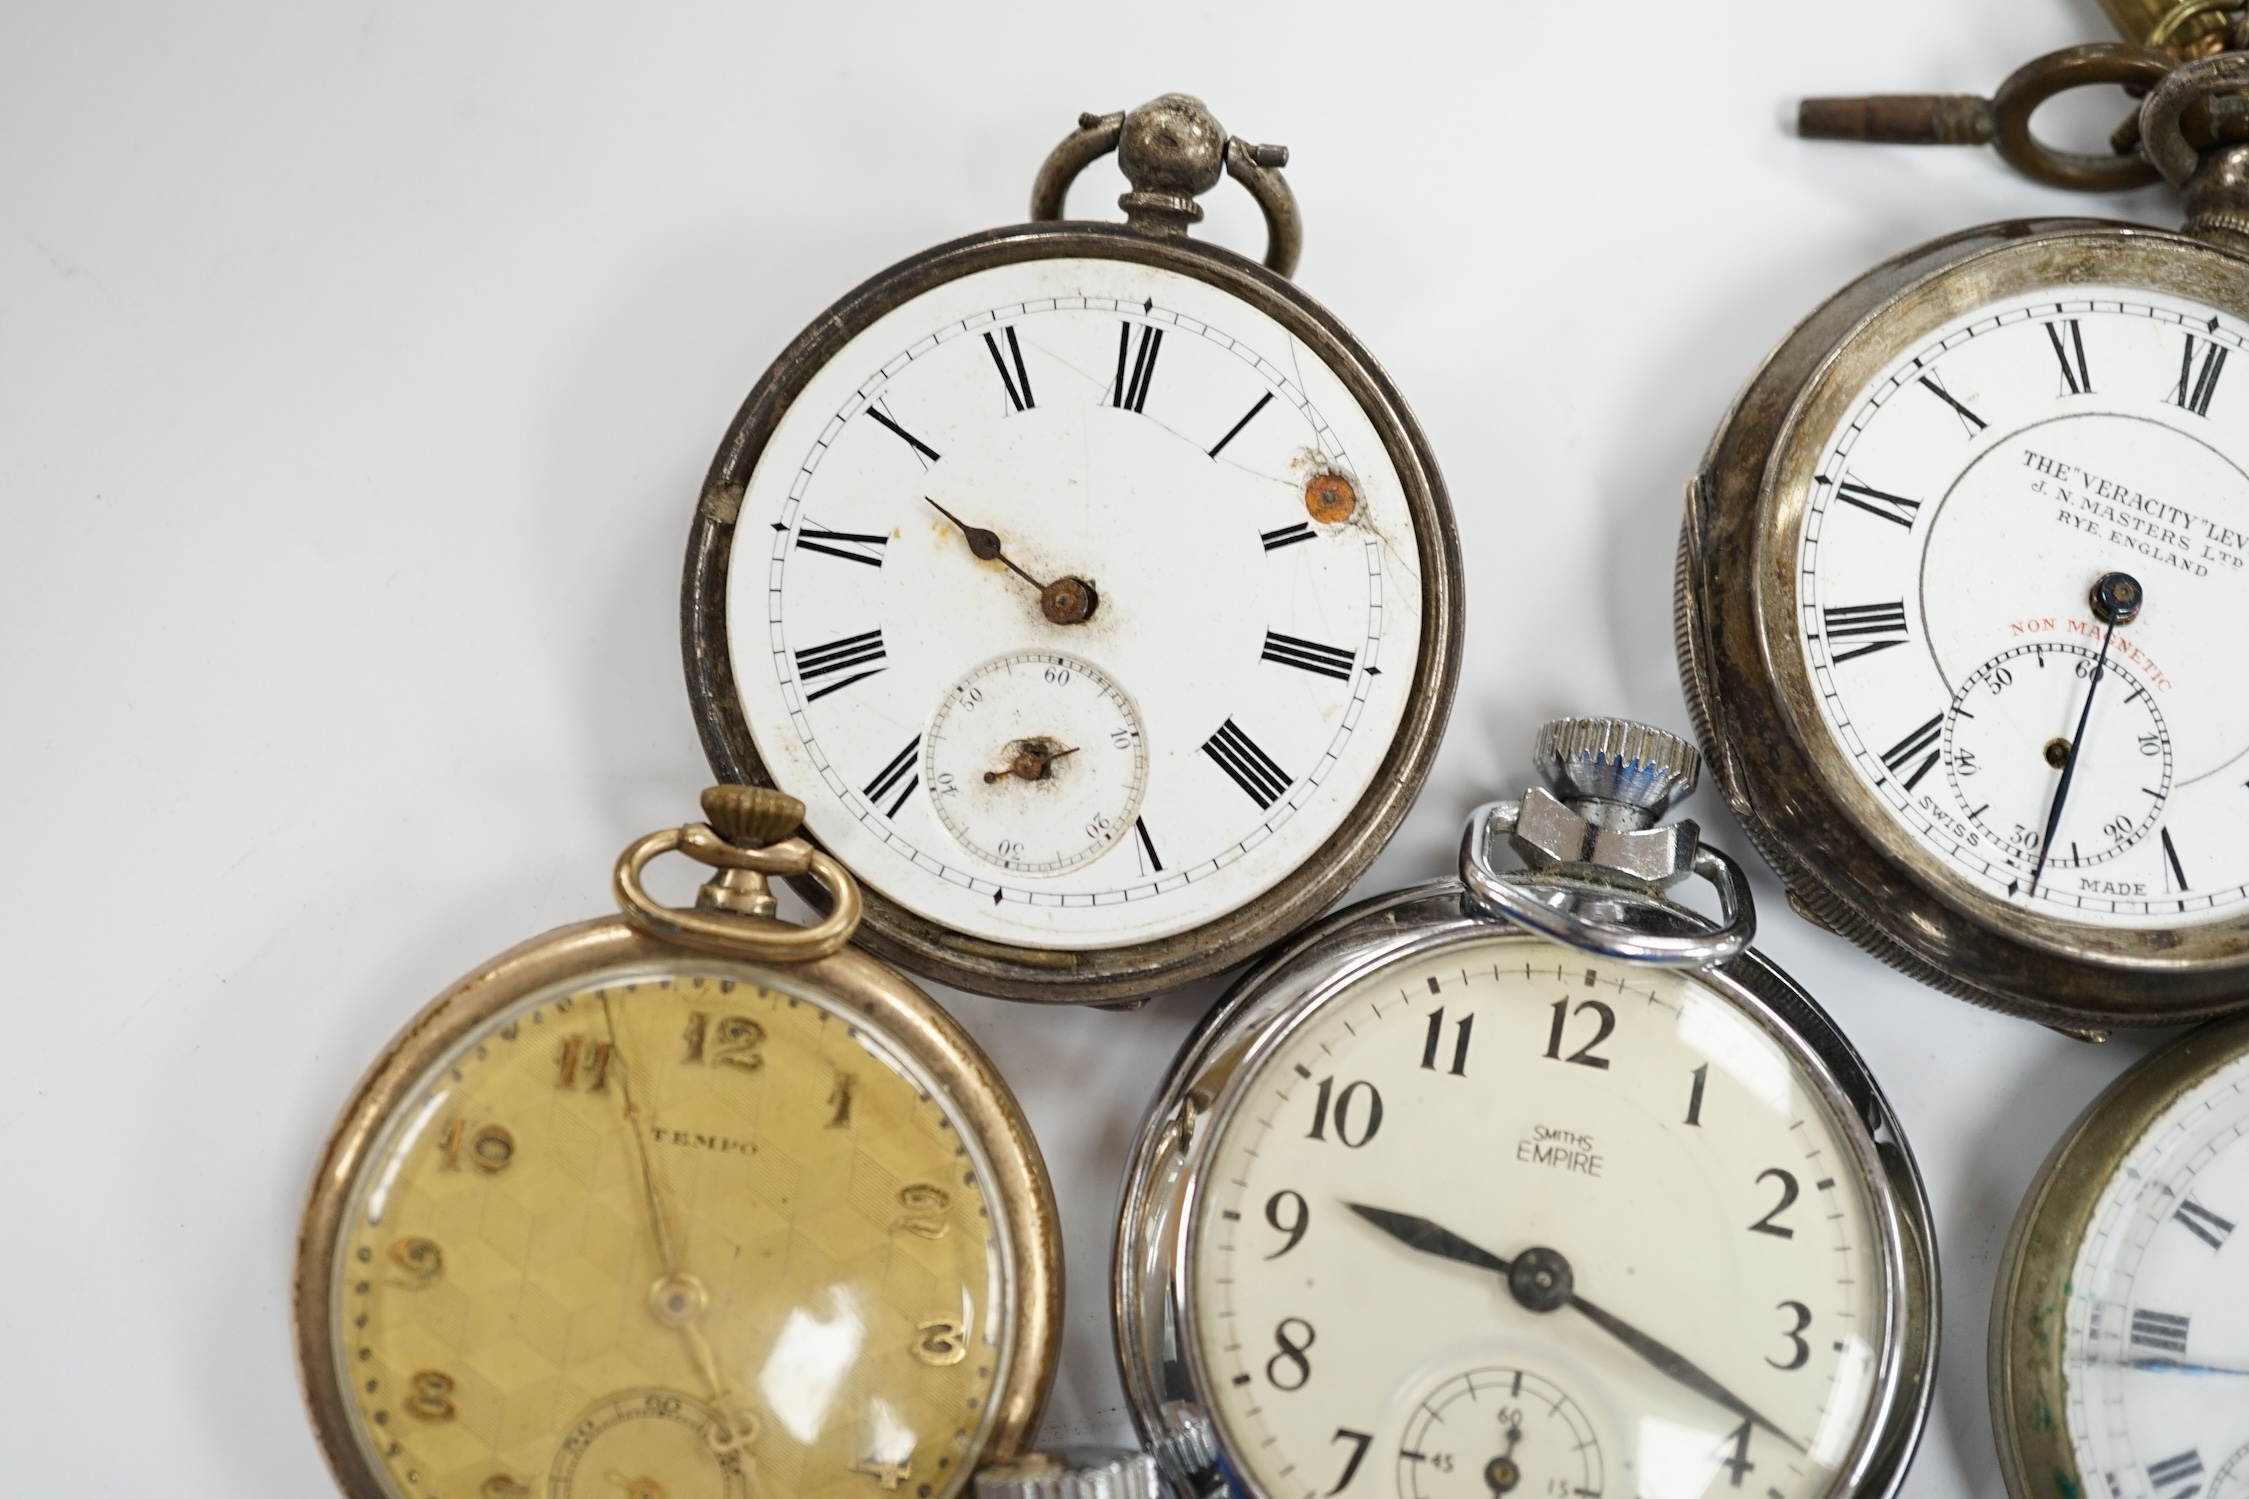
<box><xmin>325</xmin><ymin>963</ymin><xmax>1014</xmax><ymax>1499</ymax></box>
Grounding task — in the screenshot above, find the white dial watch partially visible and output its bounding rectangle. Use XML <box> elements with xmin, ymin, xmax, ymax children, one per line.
<box><xmin>684</xmin><ymin>95</ymin><xmax>1460</xmax><ymax>1003</ymax></box>
<box><xmin>1994</xmin><ymin>1009</ymin><xmax>2249</xmax><ymax>1499</ymax></box>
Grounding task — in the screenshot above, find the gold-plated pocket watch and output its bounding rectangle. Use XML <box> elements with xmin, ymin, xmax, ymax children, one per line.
<box><xmin>295</xmin><ymin>788</ymin><xmax>1059</xmax><ymax>1499</ymax></box>
<box><xmin>1677</xmin><ymin>19</ymin><xmax>2249</xmax><ymax>1031</ymax></box>
<box><xmin>1115</xmin><ymin>721</ymin><xmax>1937</xmax><ymax>1499</ymax></box>
<box><xmin>680</xmin><ymin>93</ymin><xmax>1462</xmax><ymax>1005</ymax></box>
<box><xmin>1992</xmin><ymin>1008</ymin><xmax>2249</xmax><ymax>1499</ymax></box>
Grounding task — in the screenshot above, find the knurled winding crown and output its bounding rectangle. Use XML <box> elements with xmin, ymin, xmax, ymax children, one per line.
<box><xmin>973</xmin><ymin>1449</ymin><xmax>1162</xmax><ymax>1499</ymax></box>
<box><xmin>1533</xmin><ymin>718</ymin><xmax>1700</xmax><ymax>819</ymax></box>
<box><xmin>700</xmin><ymin>784</ymin><xmax>805</xmax><ymax>848</ymax></box>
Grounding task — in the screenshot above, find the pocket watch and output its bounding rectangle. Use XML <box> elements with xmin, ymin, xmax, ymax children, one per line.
<box><xmin>1992</xmin><ymin>1006</ymin><xmax>2249</xmax><ymax>1499</ymax></box>
<box><xmin>294</xmin><ymin>787</ymin><xmax>1059</xmax><ymax>1499</ymax></box>
<box><xmin>1114</xmin><ymin>720</ymin><xmax>1938</xmax><ymax>1499</ymax></box>
<box><xmin>1676</xmin><ymin>36</ymin><xmax>2249</xmax><ymax>1030</ymax></box>
<box><xmin>680</xmin><ymin>92</ymin><xmax>1462</xmax><ymax>1004</ymax></box>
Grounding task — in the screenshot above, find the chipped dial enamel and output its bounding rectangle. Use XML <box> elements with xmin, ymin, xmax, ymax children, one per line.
<box><xmin>1185</xmin><ymin>939</ymin><xmax>1887</xmax><ymax>1499</ymax></box>
<box><xmin>727</xmin><ymin>257</ymin><xmax>1421</xmax><ymax>949</ymax></box>
<box><xmin>1796</xmin><ymin>287</ymin><xmax>2249</xmax><ymax>926</ymax></box>
<box><xmin>2057</xmin><ymin>1048</ymin><xmax>2249</xmax><ymax>1499</ymax></box>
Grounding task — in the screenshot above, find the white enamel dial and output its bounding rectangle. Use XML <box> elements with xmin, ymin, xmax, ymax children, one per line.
<box><xmin>727</xmin><ymin>255</ymin><xmax>1422</xmax><ymax>950</ymax></box>
<box><xmin>2059</xmin><ymin>1048</ymin><xmax>2249</xmax><ymax>1499</ymax></box>
<box><xmin>923</xmin><ymin>650</ymin><xmax>1148</xmax><ymax>876</ymax></box>
<box><xmin>1796</xmin><ymin>286</ymin><xmax>2249</xmax><ymax>926</ymax></box>
<box><xmin>1186</xmin><ymin>938</ymin><xmax>1887</xmax><ymax>1499</ymax></box>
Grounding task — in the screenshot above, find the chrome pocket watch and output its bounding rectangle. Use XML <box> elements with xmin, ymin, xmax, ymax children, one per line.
<box><xmin>1992</xmin><ymin>1007</ymin><xmax>2249</xmax><ymax>1499</ymax></box>
<box><xmin>295</xmin><ymin>787</ymin><xmax>1059</xmax><ymax>1499</ymax></box>
<box><xmin>1114</xmin><ymin>721</ymin><xmax>1937</xmax><ymax>1499</ymax></box>
<box><xmin>680</xmin><ymin>93</ymin><xmax>1462</xmax><ymax>1004</ymax></box>
<box><xmin>1677</xmin><ymin>26</ymin><xmax>2249</xmax><ymax>1030</ymax></box>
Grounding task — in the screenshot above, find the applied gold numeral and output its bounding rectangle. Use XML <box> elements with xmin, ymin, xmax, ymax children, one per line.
<box><xmin>912</xmin><ymin>1317</ymin><xmax>967</xmax><ymax>1365</ymax></box>
<box><xmin>828</xmin><ymin>1071</ymin><xmax>857</xmax><ymax>1128</ymax></box>
<box><xmin>387</xmin><ymin>1237</ymin><xmax>444</xmax><ymax>1286</ymax></box>
<box><xmin>404</xmin><ymin>1369</ymin><xmax>457</xmax><ymax>1421</ymax></box>
<box><xmin>683</xmin><ymin>1011</ymin><xmax>765</xmax><ymax>1072</ymax></box>
<box><xmin>556</xmin><ymin>1034</ymin><xmax>614</xmax><ymax>1091</ymax></box>
<box><xmin>853</xmin><ymin>1457</ymin><xmax>912</xmax><ymax>1490</ymax></box>
<box><xmin>440</xmin><ymin>1119</ymin><xmax>516</xmax><ymax>1174</ymax></box>
<box><xmin>892</xmin><ymin>1182</ymin><xmax>952</xmax><ymax>1239</ymax></box>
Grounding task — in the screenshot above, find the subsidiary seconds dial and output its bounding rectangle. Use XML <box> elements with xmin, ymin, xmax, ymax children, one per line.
<box><xmin>923</xmin><ymin>651</ymin><xmax>1149</xmax><ymax>876</ymax></box>
<box><xmin>1944</xmin><ymin>641</ymin><xmax>2172</xmax><ymax>877</ymax></box>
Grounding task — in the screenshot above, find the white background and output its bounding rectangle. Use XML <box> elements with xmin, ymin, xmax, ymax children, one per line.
<box><xmin>0</xmin><ymin>3</ymin><xmax>2205</xmax><ymax>1495</ymax></box>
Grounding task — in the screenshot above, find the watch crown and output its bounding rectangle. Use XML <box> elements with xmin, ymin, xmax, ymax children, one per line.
<box><xmin>1533</xmin><ymin>718</ymin><xmax>1700</xmax><ymax>826</ymax></box>
<box><xmin>974</xmin><ymin>1449</ymin><xmax>1163</xmax><ymax>1499</ymax></box>
<box><xmin>700</xmin><ymin>784</ymin><xmax>805</xmax><ymax>848</ymax></box>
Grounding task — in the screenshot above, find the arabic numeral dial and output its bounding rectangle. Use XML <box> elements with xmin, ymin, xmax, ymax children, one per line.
<box><xmin>1184</xmin><ymin>943</ymin><xmax>1889</xmax><ymax>1499</ymax></box>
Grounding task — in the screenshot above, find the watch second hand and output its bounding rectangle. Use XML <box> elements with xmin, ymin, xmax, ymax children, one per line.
<box><xmin>600</xmin><ymin>996</ymin><xmax>760</xmax><ymax>1456</ymax></box>
<box><xmin>2027</xmin><ymin>571</ymin><xmax>2142</xmax><ymax>897</ymax></box>
<box><xmin>1347</xmin><ymin>1203</ymin><xmax>1804</xmax><ymax>1452</ymax></box>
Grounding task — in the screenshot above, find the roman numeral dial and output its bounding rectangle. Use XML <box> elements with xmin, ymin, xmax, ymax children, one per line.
<box><xmin>1795</xmin><ymin>289</ymin><xmax>2249</xmax><ymax>931</ymax></box>
<box><xmin>716</xmin><ymin>260</ymin><xmax>1432</xmax><ymax>956</ymax></box>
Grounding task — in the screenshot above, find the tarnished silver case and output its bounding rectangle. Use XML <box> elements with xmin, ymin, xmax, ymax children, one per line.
<box><xmin>682</xmin><ymin>221</ymin><xmax>1462</xmax><ymax>1005</ymax></box>
<box><xmin>1110</xmin><ymin>878</ymin><xmax>1938</xmax><ymax>1499</ymax></box>
<box><xmin>1677</xmin><ymin>219</ymin><xmax>2249</xmax><ymax>1029</ymax></box>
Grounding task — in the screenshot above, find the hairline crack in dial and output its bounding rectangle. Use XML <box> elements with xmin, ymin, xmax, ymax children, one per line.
<box><xmin>725</xmin><ymin>255</ymin><xmax>1423</xmax><ymax>950</ymax></box>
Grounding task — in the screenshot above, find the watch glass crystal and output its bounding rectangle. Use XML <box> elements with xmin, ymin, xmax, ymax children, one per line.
<box><xmin>1185</xmin><ymin>936</ymin><xmax>1890</xmax><ymax>1499</ymax></box>
<box><xmin>329</xmin><ymin>961</ymin><xmax>1012</xmax><ymax>1499</ymax></box>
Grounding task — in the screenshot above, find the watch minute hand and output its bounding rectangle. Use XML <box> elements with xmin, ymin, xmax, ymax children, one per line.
<box><xmin>1565</xmin><ymin>1288</ymin><xmax>1805</xmax><ymax>1453</ymax></box>
<box><xmin>1345</xmin><ymin>1203</ymin><xmax>1802</xmax><ymax>1454</ymax></box>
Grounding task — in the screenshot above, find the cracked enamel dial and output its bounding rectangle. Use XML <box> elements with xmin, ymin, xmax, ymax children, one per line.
<box><xmin>1796</xmin><ymin>286</ymin><xmax>2249</xmax><ymax>926</ymax></box>
<box><xmin>1184</xmin><ymin>937</ymin><xmax>1890</xmax><ymax>1499</ymax></box>
<box><xmin>718</xmin><ymin>254</ymin><xmax>1424</xmax><ymax>951</ymax></box>
<box><xmin>322</xmin><ymin>964</ymin><xmax>1012</xmax><ymax>1499</ymax></box>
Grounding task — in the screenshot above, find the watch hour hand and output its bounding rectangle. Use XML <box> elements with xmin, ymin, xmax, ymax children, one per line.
<box><xmin>1346</xmin><ymin>1203</ymin><xmax>1512</xmax><ymax>1275</ymax></box>
<box><xmin>924</xmin><ymin>495</ymin><xmax>1097</xmax><ymax>625</ymax></box>
<box><xmin>1344</xmin><ymin>1203</ymin><xmax>1804</xmax><ymax>1454</ymax></box>
<box><xmin>925</xmin><ymin>496</ymin><xmax>1045</xmax><ymax>586</ymax></box>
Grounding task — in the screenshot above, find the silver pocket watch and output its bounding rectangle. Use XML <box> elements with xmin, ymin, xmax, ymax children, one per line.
<box><xmin>1114</xmin><ymin>720</ymin><xmax>1938</xmax><ymax>1499</ymax></box>
<box><xmin>681</xmin><ymin>92</ymin><xmax>1462</xmax><ymax>1005</ymax></box>
<box><xmin>1678</xmin><ymin>31</ymin><xmax>2249</xmax><ymax>1031</ymax></box>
